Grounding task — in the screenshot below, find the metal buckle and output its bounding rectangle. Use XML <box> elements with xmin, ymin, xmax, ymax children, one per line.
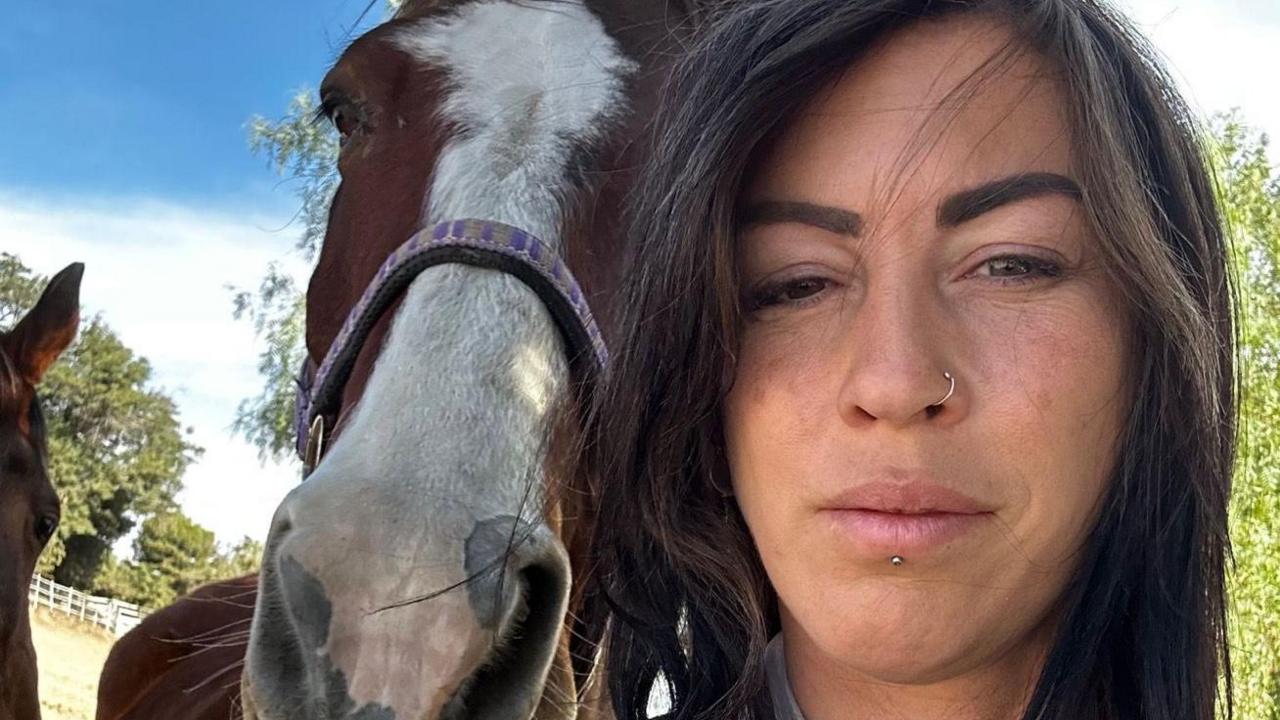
<box><xmin>302</xmin><ymin>414</ymin><xmax>326</xmax><ymax>478</ymax></box>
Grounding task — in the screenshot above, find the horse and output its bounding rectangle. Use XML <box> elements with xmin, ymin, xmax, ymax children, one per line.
<box><xmin>96</xmin><ymin>2</ymin><xmax>713</xmax><ymax>719</ymax></box>
<box><xmin>0</xmin><ymin>262</ymin><xmax>83</xmax><ymax>720</ymax></box>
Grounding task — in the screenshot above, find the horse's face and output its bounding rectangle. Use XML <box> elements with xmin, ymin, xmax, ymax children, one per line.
<box><xmin>244</xmin><ymin>2</ymin><xmax>652</xmax><ymax>719</ymax></box>
<box><xmin>0</xmin><ymin>263</ymin><xmax>81</xmax><ymax>720</ymax></box>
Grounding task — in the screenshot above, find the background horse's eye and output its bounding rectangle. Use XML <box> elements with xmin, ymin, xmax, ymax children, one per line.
<box><xmin>3</xmin><ymin>455</ymin><xmax>30</xmax><ymax>476</ymax></box>
<box><xmin>34</xmin><ymin>514</ymin><xmax>58</xmax><ymax>544</ymax></box>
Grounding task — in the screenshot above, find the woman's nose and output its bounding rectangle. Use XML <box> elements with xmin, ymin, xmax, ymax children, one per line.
<box><xmin>835</xmin><ymin>278</ymin><xmax>958</xmax><ymax>428</ymax></box>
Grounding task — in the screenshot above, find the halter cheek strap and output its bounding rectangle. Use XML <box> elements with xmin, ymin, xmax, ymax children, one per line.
<box><xmin>294</xmin><ymin>219</ymin><xmax>608</xmax><ymax>476</ymax></box>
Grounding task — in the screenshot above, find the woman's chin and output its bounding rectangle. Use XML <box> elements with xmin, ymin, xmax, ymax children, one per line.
<box><xmin>786</xmin><ymin>582</ymin><xmax>1058</xmax><ymax>690</ymax></box>
<box><xmin>786</xmin><ymin>591</ymin><xmax>999</xmax><ymax>684</ymax></box>
<box><xmin>806</xmin><ymin>626</ymin><xmax>989</xmax><ymax>685</ymax></box>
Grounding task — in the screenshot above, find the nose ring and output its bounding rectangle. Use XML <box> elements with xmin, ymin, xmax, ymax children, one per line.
<box><xmin>928</xmin><ymin>371</ymin><xmax>955</xmax><ymax>407</ymax></box>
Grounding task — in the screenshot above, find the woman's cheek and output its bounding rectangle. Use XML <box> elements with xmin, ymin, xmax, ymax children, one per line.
<box><xmin>968</xmin><ymin>294</ymin><xmax>1128</xmax><ymax>569</ymax></box>
<box><xmin>731</xmin><ymin>328</ymin><xmax>839</xmax><ymax>462</ymax></box>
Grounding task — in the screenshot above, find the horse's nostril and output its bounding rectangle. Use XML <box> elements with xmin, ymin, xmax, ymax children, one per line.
<box><xmin>272</xmin><ymin>516</ymin><xmax>292</xmax><ymax>538</ymax></box>
<box><xmin>244</xmin><ymin>554</ymin><xmax>351</xmax><ymax>720</ymax></box>
<box><xmin>448</xmin><ymin>517</ymin><xmax>571</xmax><ymax>720</ymax></box>
<box><xmin>277</xmin><ymin>555</ymin><xmax>334</xmax><ymax>652</ymax></box>
<box><xmin>443</xmin><ymin>560</ymin><xmax>568</xmax><ymax>720</ymax></box>
<box><xmin>268</xmin><ymin>498</ymin><xmax>295</xmax><ymax>540</ymax></box>
<box><xmin>244</xmin><ymin>555</ymin><xmax>315</xmax><ymax>719</ymax></box>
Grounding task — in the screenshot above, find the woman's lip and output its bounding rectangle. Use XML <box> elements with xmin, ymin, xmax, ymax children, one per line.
<box><xmin>826</xmin><ymin>479</ymin><xmax>995</xmax><ymax>514</ymax></box>
<box><xmin>822</xmin><ymin>509</ymin><xmax>991</xmax><ymax>556</ymax></box>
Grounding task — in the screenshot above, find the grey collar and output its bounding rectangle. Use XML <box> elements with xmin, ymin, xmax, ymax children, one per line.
<box><xmin>764</xmin><ymin>633</ymin><xmax>808</xmax><ymax>720</ymax></box>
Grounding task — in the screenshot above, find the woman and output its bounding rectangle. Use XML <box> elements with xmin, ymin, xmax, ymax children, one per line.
<box><xmin>583</xmin><ymin>0</ymin><xmax>1238</xmax><ymax>718</ymax></box>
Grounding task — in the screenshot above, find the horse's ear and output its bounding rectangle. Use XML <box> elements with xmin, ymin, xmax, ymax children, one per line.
<box><xmin>4</xmin><ymin>263</ymin><xmax>84</xmax><ymax>385</ymax></box>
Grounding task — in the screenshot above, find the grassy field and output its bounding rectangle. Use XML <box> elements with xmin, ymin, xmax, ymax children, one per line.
<box><xmin>30</xmin><ymin>608</ymin><xmax>113</xmax><ymax>720</ymax></box>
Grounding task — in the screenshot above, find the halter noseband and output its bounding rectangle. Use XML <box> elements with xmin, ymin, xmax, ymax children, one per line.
<box><xmin>294</xmin><ymin>218</ymin><xmax>608</xmax><ymax>477</ymax></box>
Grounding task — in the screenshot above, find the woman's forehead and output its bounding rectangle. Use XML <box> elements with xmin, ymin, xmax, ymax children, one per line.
<box><xmin>837</xmin><ymin>14</ymin><xmax>1043</xmax><ymax>103</ymax></box>
<box><xmin>751</xmin><ymin>15</ymin><xmax>1073</xmax><ymax>205</ymax></box>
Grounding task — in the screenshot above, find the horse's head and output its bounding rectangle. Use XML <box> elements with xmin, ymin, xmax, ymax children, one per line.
<box><xmin>243</xmin><ymin>3</ymin><xmax>699</xmax><ymax>719</ymax></box>
<box><xmin>0</xmin><ymin>263</ymin><xmax>82</xmax><ymax>720</ymax></box>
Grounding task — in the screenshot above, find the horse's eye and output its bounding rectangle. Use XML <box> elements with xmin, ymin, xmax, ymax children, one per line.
<box><xmin>319</xmin><ymin>92</ymin><xmax>366</xmax><ymax>146</ymax></box>
<box><xmin>34</xmin><ymin>514</ymin><xmax>58</xmax><ymax>544</ymax></box>
<box><xmin>332</xmin><ymin>105</ymin><xmax>361</xmax><ymax>141</ymax></box>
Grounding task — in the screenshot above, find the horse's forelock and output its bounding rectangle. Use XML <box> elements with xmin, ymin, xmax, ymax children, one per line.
<box><xmin>393</xmin><ymin>0</ymin><xmax>583</xmax><ymax>19</ymax></box>
<box><xmin>394</xmin><ymin>0</ymin><xmax>467</xmax><ymax>20</ymax></box>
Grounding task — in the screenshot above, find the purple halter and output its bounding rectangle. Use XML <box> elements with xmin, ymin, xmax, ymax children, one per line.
<box><xmin>294</xmin><ymin>218</ymin><xmax>608</xmax><ymax>476</ymax></box>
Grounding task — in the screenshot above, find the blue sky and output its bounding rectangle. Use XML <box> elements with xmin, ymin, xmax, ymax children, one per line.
<box><xmin>2</xmin><ymin>0</ymin><xmax>381</xmax><ymax>205</ymax></box>
<box><xmin>1</xmin><ymin>1</ymin><xmax>392</xmax><ymax>549</ymax></box>
<box><xmin>2</xmin><ymin>0</ymin><xmax>1278</xmax><ymax>551</ymax></box>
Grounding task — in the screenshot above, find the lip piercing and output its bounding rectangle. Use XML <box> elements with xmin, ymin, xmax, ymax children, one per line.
<box><xmin>890</xmin><ymin>555</ymin><xmax>904</xmax><ymax>566</ymax></box>
<box><xmin>928</xmin><ymin>371</ymin><xmax>955</xmax><ymax>407</ymax></box>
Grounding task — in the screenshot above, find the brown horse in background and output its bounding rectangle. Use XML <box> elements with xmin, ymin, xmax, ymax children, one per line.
<box><xmin>97</xmin><ymin>2</ymin><xmax>713</xmax><ymax>719</ymax></box>
<box><xmin>1</xmin><ymin>263</ymin><xmax>83</xmax><ymax>720</ymax></box>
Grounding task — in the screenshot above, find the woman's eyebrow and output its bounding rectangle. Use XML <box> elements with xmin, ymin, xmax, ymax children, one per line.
<box><xmin>741</xmin><ymin>200</ymin><xmax>864</xmax><ymax>237</ymax></box>
<box><xmin>937</xmin><ymin>172</ymin><xmax>1082</xmax><ymax>227</ymax></box>
<box><xmin>741</xmin><ymin>172</ymin><xmax>1080</xmax><ymax>236</ymax></box>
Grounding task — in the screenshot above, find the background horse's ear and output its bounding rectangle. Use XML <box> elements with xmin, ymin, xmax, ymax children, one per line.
<box><xmin>4</xmin><ymin>262</ymin><xmax>84</xmax><ymax>385</ymax></box>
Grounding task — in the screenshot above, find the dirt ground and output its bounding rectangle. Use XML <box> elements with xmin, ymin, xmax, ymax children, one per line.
<box><xmin>29</xmin><ymin>608</ymin><xmax>114</xmax><ymax>720</ymax></box>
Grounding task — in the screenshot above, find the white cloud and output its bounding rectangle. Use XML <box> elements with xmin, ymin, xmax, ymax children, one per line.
<box><xmin>0</xmin><ymin>189</ymin><xmax>306</xmax><ymax>547</ymax></box>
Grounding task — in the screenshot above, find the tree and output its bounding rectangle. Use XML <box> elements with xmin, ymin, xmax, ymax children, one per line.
<box><xmin>246</xmin><ymin>90</ymin><xmax>339</xmax><ymax>260</ymax></box>
<box><xmin>1213</xmin><ymin>115</ymin><xmax>1280</xmax><ymax>718</ymax></box>
<box><xmin>212</xmin><ymin>536</ymin><xmax>265</xmax><ymax>578</ymax></box>
<box><xmin>0</xmin><ymin>254</ymin><xmax>201</xmax><ymax>584</ymax></box>
<box><xmin>92</xmin><ymin>555</ymin><xmax>169</xmax><ymax>610</ymax></box>
<box><xmin>0</xmin><ymin>254</ymin><xmax>42</xmax><ymax>325</ymax></box>
<box><xmin>92</xmin><ymin>517</ymin><xmax>264</xmax><ymax>610</ymax></box>
<box><xmin>232</xmin><ymin>91</ymin><xmax>335</xmax><ymax>462</ymax></box>
<box><xmin>232</xmin><ymin>0</ymin><xmax>399</xmax><ymax>462</ymax></box>
<box><xmin>132</xmin><ymin>511</ymin><xmax>218</xmax><ymax>601</ymax></box>
<box><xmin>231</xmin><ymin>264</ymin><xmax>308</xmax><ymax>461</ymax></box>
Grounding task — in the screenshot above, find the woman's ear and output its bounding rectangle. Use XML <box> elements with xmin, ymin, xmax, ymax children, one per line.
<box><xmin>3</xmin><ymin>262</ymin><xmax>84</xmax><ymax>385</ymax></box>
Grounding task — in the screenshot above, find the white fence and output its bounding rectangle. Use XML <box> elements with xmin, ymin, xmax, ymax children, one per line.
<box><xmin>28</xmin><ymin>573</ymin><xmax>149</xmax><ymax>637</ymax></box>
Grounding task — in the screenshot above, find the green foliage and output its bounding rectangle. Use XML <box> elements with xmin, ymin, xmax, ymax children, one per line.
<box><xmin>0</xmin><ymin>253</ymin><xmax>42</xmax><ymax>325</ymax></box>
<box><xmin>230</xmin><ymin>265</ymin><xmax>307</xmax><ymax>461</ymax></box>
<box><xmin>41</xmin><ymin>320</ymin><xmax>201</xmax><ymax>581</ymax></box>
<box><xmin>133</xmin><ymin>511</ymin><xmax>217</xmax><ymax>598</ymax></box>
<box><xmin>247</xmin><ymin>90</ymin><xmax>338</xmax><ymax>260</ymax></box>
<box><xmin>1214</xmin><ymin>115</ymin><xmax>1280</xmax><ymax>719</ymax></box>
<box><xmin>91</xmin><ymin>513</ymin><xmax>264</xmax><ymax>609</ymax></box>
<box><xmin>0</xmin><ymin>255</ymin><xmax>202</xmax><ymax>583</ymax></box>
<box><xmin>232</xmin><ymin>0</ymin><xmax>400</xmax><ymax>461</ymax></box>
<box><xmin>92</xmin><ymin>554</ymin><xmax>170</xmax><ymax>609</ymax></box>
<box><xmin>232</xmin><ymin>90</ymin><xmax>336</xmax><ymax>461</ymax></box>
<box><xmin>213</xmin><ymin>536</ymin><xmax>265</xmax><ymax>578</ymax></box>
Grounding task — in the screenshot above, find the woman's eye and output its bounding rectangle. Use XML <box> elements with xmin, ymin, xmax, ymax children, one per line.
<box><xmin>747</xmin><ymin>276</ymin><xmax>831</xmax><ymax>311</ymax></box>
<box><xmin>978</xmin><ymin>254</ymin><xmax>1063</xmax><ymax>285</ymax></box>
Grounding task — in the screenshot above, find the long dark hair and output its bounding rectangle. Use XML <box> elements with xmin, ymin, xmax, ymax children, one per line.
<box><xmin>580</xmin><ymin>1</ymin><xmax>1239</xmax><ymax>719</ymax></box>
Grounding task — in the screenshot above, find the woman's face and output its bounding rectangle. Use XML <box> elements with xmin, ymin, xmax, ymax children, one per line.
<box><xmin>725</xmin><ymin>17</ymin><xmax>1132</xmax><ymax>688</ymax></box>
